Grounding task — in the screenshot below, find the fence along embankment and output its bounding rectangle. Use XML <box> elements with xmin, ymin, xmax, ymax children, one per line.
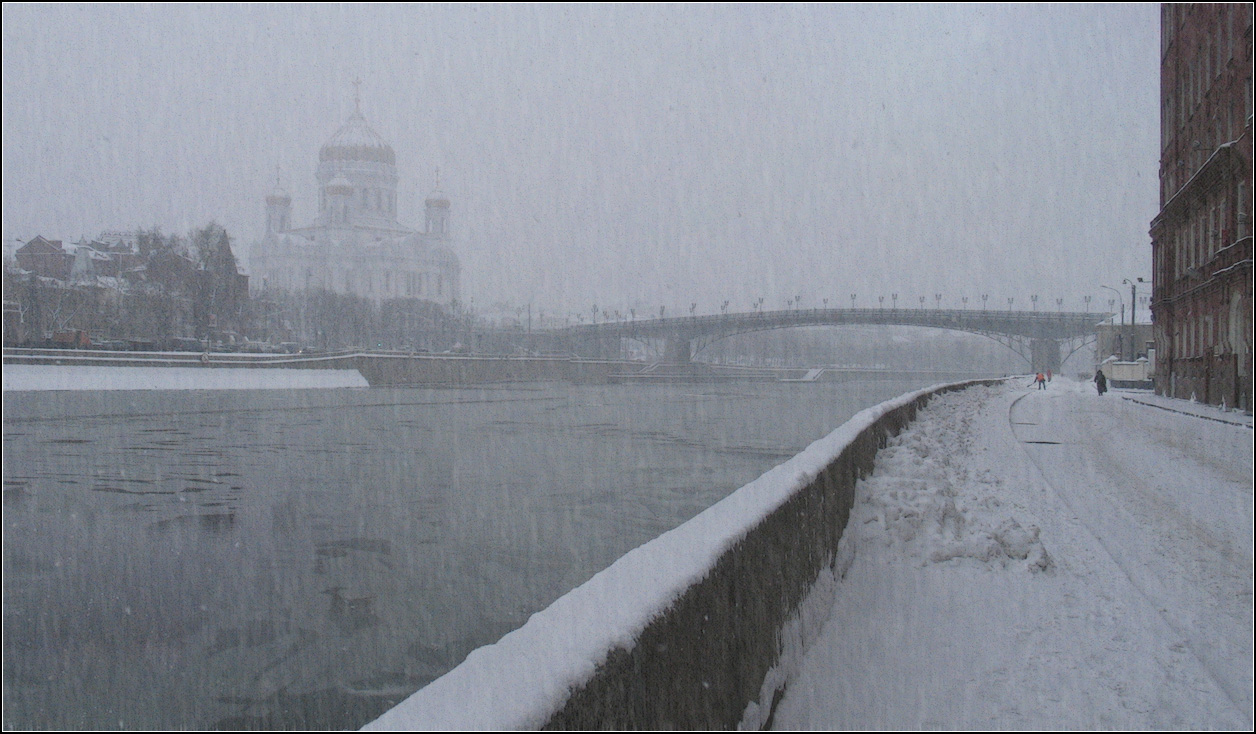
<box><xmin>365</xmin><ymin>378</ymin><xmax>1005</xmax><ymax>731</ymax></box>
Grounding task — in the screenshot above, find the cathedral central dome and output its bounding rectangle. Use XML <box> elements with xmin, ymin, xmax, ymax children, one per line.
<box><xmin>319</xmin><ymin>111</ymin><xmax>396</xmax><ymax>165</ymax></box>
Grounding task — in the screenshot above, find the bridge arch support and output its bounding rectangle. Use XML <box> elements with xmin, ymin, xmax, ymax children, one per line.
<box><xmin>663</xmin><ymin>335</ymin><xmax>692</xmax><ymax>364</ymax></box>
<box><xmin>1030</xmin><ymin>338</ymin><xmax>1061</xmax><ymax>374</ymax></box>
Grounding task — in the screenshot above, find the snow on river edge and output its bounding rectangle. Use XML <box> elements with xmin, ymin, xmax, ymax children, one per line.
<box><xmin>2</xmin><ymin>364</ymin><xmax>368</xmax><ymax>391</ymax></box>
<box><xmin>773</xmin><ymin>379</ymin><xmax>1253</xmax><ymax>730</ymax></box>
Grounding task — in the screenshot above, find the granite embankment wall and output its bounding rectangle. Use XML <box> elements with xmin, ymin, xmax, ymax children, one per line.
<box><xmin>366</xmin><ymin>378</ymin><xmax>1004</xmax><ymax>731</ymax></box>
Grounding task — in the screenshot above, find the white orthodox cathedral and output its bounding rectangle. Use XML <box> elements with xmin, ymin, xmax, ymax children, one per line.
<box><xmin>250</xmin><ymin>96</ymin><xmax>460</xmax><ymax>306</ymax></box>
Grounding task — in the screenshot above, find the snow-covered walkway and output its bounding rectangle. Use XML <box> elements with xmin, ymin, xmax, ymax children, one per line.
<box><xmin>773</xmin><ymin>378</ymin><xmax>1253</xmax><ymax>730</ymax></box>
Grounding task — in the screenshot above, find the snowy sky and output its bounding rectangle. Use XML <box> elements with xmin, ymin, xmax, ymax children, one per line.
<box><xmin>2</xmin><ymin>4</ymin><xmax>1159</xmax><ymax>318</ymax></box>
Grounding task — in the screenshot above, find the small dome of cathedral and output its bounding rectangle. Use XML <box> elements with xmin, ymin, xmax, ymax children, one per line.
<box><xmin>265</xmin><ymin>185</ymin><xmax>291</xmax><ymax>205</ymax></box>
<box><xmin>325</xmin><ymin>176</ymin><xmax>354</xmax><ymax>196</ymax></box>
<box><xmin>425</xmin><ymin>188</ymin><xmax>450</xmax><ymax>208</ymax></box>
<box><xmin>319</xmin><ymin>111</ymin><xmax>396</xmax><ymax>166</ymax></box>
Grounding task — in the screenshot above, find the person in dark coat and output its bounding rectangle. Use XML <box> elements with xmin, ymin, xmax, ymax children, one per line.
<box><xmin>1094</xmin><ymin>369</ymin><xmax>1107</xmax><ymax>395</ymax></box>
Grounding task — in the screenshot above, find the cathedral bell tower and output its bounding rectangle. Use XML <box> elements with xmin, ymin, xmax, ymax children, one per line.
<box><xmin>265</xmin><ymin>172</ymin><xmax>292</xmax><ymax>234</ymax></box>
<box><xmin>424</xmin><ymin>169</ymin><xmax>450</xmax><ymax>237</ymax></box>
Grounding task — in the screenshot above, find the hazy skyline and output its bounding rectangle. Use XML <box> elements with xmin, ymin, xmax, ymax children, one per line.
<box><xmin>2</xmin><ymin>3</ymin><xmax>1160</xmax><ymax>318</ymax></box>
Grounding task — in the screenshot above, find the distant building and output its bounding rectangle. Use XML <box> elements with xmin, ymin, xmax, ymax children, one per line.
<box><xmin>1149</xmin><ymin>4</ymin><xmax>1253</xmax><ymax>410</ymax></box>
<box><xmin>249</xmin><ymin>91</ymin><xmax>461</xmax><ymax>306</ymax></box>
<box><xmin>14</xmin><ymin>236</ymin><xmax>73</xmax><ymax>281</ymax></box>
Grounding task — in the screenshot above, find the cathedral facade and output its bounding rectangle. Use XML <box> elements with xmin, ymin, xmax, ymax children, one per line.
<box><xmin>250</xmin><ymin>100</ymin><xmax>460</xmax><ymax>306</ymax></box>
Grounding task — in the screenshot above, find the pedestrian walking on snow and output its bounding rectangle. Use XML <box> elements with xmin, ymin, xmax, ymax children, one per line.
<box><xmin>1094</xmin><ymin>369</ymin><xmax>1107</xmax><ymax>396</ymax></box>
<box><xmin>1035</xmin><ymin>372</ymin><xmax>1047</xmax><ymax>390</ymax></box>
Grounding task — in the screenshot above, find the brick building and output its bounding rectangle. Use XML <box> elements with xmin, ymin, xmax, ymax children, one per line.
<box><xmin>1150</xmin><ymin>4</ymin><xmax>1253</xmax><ymax>410</ymax></box>
<box><xmin>14</xmin><ymin>236</ymin><xmax>73</xmax><ymax>281</ymax></box>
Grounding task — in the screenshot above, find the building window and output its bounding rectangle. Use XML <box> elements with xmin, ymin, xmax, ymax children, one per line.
<box><xmin>1239</xmin><ymin>182</ymin><xmax>1249</xmax><ymax>239</ymax></box>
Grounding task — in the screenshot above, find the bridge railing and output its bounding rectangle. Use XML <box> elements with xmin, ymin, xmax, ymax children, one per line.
<box><xmin>558</xmin><ymin>308</ymin><xmax>1109</xmax><ymax>339</ymax></box>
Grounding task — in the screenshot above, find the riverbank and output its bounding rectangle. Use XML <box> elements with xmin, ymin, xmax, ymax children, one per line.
<box><xmin>772</xmin><ymin>378</ymin><xmax>1253</xmax><ymax>729</ymax></box>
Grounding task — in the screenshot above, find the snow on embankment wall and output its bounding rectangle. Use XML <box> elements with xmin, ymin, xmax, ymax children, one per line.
<box><xmin>365</xmin><ymin>378</ymin><xmax>1007</xmax><ymax>731</ymax></box>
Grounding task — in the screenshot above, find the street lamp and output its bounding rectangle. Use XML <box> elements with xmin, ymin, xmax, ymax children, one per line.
<box><xmin>1031</xmin><ymin>294</ymin><xmax>1038</xmax><ymax>311</ymax></box>
<box><xmin>1122</xmin><ymin>278</ymin><xmax>1145</xmax><ymax>328</ymax></box>
<box><xmin>1083</xmin><ymin>295</ymin><xmax>1091</xmax><ymax>313</ymax></box>
<box><xmin>879</xmin><ymin>295</ymin><xmax>884</xmax><ymax>309</ymax></box>
<box><xmin>982</xmin><ymin>294</ymin><xmax>988</xmax><ymax>310</ymax></box>
<box><xmin>935</xmin><ymin>293</ymin><xmax>942</xmax><ymax>309</ymax></box>
<box><xmin>892</xmin><ymin>293</ymin><xmax>898</xmax><ymax>309</ymax></box>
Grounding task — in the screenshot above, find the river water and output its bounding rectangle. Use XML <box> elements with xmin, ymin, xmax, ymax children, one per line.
<box><xmin>4</xmin><ymin>377</ymin><xmax>944</xmax><ymax>729</ymax></box>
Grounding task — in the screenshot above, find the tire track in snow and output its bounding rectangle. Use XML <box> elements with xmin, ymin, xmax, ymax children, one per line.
<box><xmin>1007</xmin><ymin>390</ymin><xmax>1252</xmax><ymax>726</ymax></box>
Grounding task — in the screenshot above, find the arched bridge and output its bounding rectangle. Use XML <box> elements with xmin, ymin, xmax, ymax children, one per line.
<box><xmin>558</xmin><ymin>308</ymin><xmax>1110</xmax><ymax>372</ymax></box>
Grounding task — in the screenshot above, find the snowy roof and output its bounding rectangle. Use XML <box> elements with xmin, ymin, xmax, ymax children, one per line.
<box><xmin>61</xmin><ymin>243</ymin><xmax>111</xmax><ymax>260</ymax></box>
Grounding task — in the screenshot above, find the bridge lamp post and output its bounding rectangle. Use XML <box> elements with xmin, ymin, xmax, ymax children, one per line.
<box><xmin>879</xmin><ymin>295</ymin><xmax>884</xmax><ymax>309</ymax></box>
<box><xmin>1083</xmin><ymin>295</ymin><xmax>1091</xmax><ymax>313</ymax></box>
<box><xmin>850</xmin><ymin>293</ymin><xmax>856</xmax><ymax>309</ymax></box>
<box><xmin>982</xmin><ymin>294</ymin><xmax>988</xmax><ymax>310</ymax></box>
<box><xmin>1100</xmin><ymin>284</ymin><xmax>1124</xmax><ymax>325</ymax></box>
<box><xmin>1008</xmin><ymin>297</ymin><xmax>1014</xmax><ymax>310</ymax></box>
<box><xmin>823</xmin><ymin>298</ymin><xmax>828</xmax><ymax>310</ymax></box>
<box><xmin>1031</xmin><ymin>294</ymin><xmax>1038</xmax><ymax>311</ymax></box>
<box><xmin>935</xmin><ymin>293</ymin><xmax>942</xmax><ymax>309</ymax></box>
<box><xmin>962</xmin><ymin>296</ymin><xmax>968</xmax><ymax>309</ymax></box>
<box><xmin>1056</xmin><ymin>298</ymin><xmax>1063</xmax><ymax>311</ymax></box>
<box><xmin>918</xmin><ymin>296</ymin><xmax>925</xmax><ymax>309</ymax></box>
<box><xmin>892</xmin><ymin>293</ymin><xmax>898</xmax><ymax>310</ymax></box>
